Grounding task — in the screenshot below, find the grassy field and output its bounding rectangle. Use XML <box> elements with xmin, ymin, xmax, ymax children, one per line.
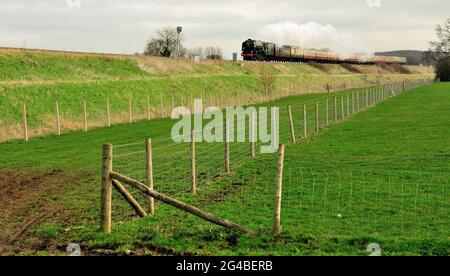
<box><xmin>0</xmin><ymin>50</ymin><xmax>434</xmax><ymax>142</ymax></box>
<box><xmin>0</xmin><ymin>81</ymin><xmax>448</xmax><ymax>256</ymax></box>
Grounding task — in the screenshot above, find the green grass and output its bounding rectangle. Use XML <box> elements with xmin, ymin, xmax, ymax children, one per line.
<box><xmin>0</xmin><ymin>50</ymin><xmax>433</xmax><ymax>143</ymax></box>
<box><xmin>0</xmin><ymin>74</ymin><xmax>432</xmax><ymax>142</ymax></box>
<box><xmin>0</xmin><ymin>82</ymin><xmax>448</xmax><ymax>256</ymax></box>
<box><xmin>0</xmin><ymin>51</ymin><xmax>150</xmax><ymax>81</ymax></box>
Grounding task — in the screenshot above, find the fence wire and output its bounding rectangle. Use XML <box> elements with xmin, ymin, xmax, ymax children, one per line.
<box><xmin>103</xmin><ymin>79</ymin><xmax>447</xmax><ymax>240</ymax></box>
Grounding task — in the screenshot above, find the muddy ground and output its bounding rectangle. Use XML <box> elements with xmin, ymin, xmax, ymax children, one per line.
<box><xmin>0</xmin><ymin>168</ymin><xmax>74</xmax><ymax>255</ymax></box>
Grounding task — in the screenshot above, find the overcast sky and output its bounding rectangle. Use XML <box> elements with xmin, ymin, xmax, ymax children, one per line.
<box><xmin>0</xmin><ymin>0</ymin><xmax>448</xmax><ymax>59</ymax></box>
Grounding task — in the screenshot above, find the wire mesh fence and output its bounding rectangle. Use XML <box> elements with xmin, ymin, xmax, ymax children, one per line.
<box><xmin>196</xmin><ymin>154</ymin><xmax>449</xmax><ymax>239</ymax></box>
<box><xmin>100</xmin><ymin>78</ymin><xmax>446</xmax><ymax>239</ymax></box>
<box><xmin>0</xmin><ymin>78</ymin><xmax>433</xmax><ymax>142</ymax></box>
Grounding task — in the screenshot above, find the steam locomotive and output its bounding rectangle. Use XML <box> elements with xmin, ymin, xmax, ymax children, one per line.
<box><xmin>241</xmin><ymin>39</ymin><xmax>406</xmax><ymax>64</ymax></box>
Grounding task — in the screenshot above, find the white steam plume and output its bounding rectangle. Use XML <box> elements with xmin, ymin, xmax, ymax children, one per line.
<box><xmin>254</xmin><ymin>21</ymin><xmax>372</xmax><ymax>57</ymax></box>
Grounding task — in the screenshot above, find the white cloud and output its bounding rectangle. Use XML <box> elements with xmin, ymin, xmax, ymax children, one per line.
<box><xmin>255</xmin><ymin>21</ymin><xmax>372</xmax><ymax>56</ymax></box>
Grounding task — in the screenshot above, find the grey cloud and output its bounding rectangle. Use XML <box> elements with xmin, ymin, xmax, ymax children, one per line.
<box><xmin>0</xmin><ymin>0</ymin><xmax>448</xmax><ymax>58</ymax></box>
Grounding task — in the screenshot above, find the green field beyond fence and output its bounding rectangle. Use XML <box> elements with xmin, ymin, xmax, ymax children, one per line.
<box><xmin>1</xmin><ymin>81</ymin><xmax>448</xmax><ymax>256</ymax></box>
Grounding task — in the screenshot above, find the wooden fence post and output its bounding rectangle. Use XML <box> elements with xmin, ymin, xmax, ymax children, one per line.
<box><xmin>371</xmin><ymin>90</ymin><xmax>374</xmax><ymax>106</ymax></box>
<box><xmin>325</xmin><ymin>98</ymin><xmax>329</xmax><ymax>126</ymax></box>
<box><xmin>315</xmin><ymin>101</ymin><xmax>319</xmax><ymax>134</ymax></box>
<box><xmin>352</xmin><ymin>93</ymin><xmax>355</xmax><ymax>114</ymax></box>
<box><xmin>224</xmin><ymin>120</ymin><xmax>231</xmax><ymax>175</ymax></box>
<box><xmin>346</xmin><ymin>94</ymin><xmax>350</xmax><ymax>116</ymax></box>
<box><xmin>101</xmin><ymin>144</ymin><xmax>113</xmax><ymax>233</ymax></box>
<box><xmin>55</xmin><ymin>101</ymin><xmax>61</xmax><ymax>135</ymax></box>
<box><xmin>146</xmin><ymin>138</ymin><xmax>155</xmax><ymax>216</ymax></box>
<box><xmin>191</xmin><ymin>131</ymin><xmax>197</xmax><ymax>195</ymax></box>
<box><xmin>128</xmin><ymin>95</ymin><xmax>132</xmax><ymax>124</ymax></box>
<box><xmin>334</xmin><ymin>96</ymin><xmax>337</xmax><ymax>123</ymax></box>
<box><xmin>341</xmin><ymin>96</ymin><xmax>345</xmax><ymax>120</ymax></box>
<box><xmin>273</xmin><ymin>144</ymin><xmax>285</xmax><ymax>234</ymax></box>
<box><xmin>357</xmin><ymin>92</ymin><xmax>360</xmax><ymax>113</ymax></box>
<box><xmin>249</xmin><ymin>111</ymin><xmax>256</xmax><ymax>157</ymax></box>
<box><xmin>287</xmin><ymin>106</ymin><xmax>296</xmax><ymax>144</ymax></box>
<box><xmin>365</xmin><ymin>90</ymin><xmax>369</xmax><ymax>109</ymax></box>
<box><xmin>83</xmin><ymin>100</ymin><xmax>88</xmax><ymax>132</ymax></box>
<box><xmin>147</xmin><ymin>96</ymin><xmax>151</xmax><ymax>121</ymax></box>
<box><xmin>22</xmin><ymin>102</ymin><xmax>28</xmax><ymax>141</ymax></box>
<box><xmin>106</xmin><ymin>97</ymin><xmax>111</xmax><ymax>127</ymax></box>
<box><xmin>303</xmin><ymin>104</ymin><xmax>307</xmax><ymax>139</ymax></box>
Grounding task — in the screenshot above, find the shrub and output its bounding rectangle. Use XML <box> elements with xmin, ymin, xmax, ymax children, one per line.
<box><xmin>436</xmin><ymin>57</ymin><xmax>450</xmax><ymax>82</ymax></box>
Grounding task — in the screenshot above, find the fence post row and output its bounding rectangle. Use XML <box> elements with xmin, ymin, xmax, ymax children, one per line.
<box><xmin>8</xmin><ymin>79</ymin><xmax>432</xmax><ymax>142</ymax></box>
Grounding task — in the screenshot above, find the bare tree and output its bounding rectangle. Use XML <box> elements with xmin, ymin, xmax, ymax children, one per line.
<box><xmin>425</xmin><ymin>18</ymin><xmax>450</xmax><ymax>63</ymax></box>
<box><xmin>204</xmin><ymin>46</ymin><xmax>223</xmax><ymax>60</ymax></box>
<box><xmin>144</xmin><ymin>27</ymin><xmax>184</xmax><ymax>57</ymax></box>
<box><xmin>187</xmin><ymin>47</ymin><xmax>203</xmax><ymax>58</ymax></box>
<box><xmin>257</xmin><ymin>68</ymin><xmax>277</xmax><ymax>97</ymax></box>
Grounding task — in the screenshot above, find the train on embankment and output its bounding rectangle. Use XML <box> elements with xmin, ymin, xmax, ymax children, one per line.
<box><xmin>241</xmin><ymin>39</ymin><xmax>407</xmax><ymax>65</ymax></box>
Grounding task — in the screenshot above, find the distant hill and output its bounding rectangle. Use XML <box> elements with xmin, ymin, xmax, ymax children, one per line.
<box><xmin>375</xmin><ymin>50</ymin><xmax>434</xmax><ymax>66</ymax></box>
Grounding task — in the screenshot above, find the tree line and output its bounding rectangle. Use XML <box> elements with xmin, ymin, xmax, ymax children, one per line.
<box><xmin>143</xmin><ymin>27</ymin><xmax>223</xmax><ymax>60</ymax></box>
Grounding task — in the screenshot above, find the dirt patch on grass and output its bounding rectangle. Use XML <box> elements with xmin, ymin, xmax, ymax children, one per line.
<box><xmin>0</xmin><ymin>168</ymin><xmax>73</xmax><ymax>255</ymax></box>
<box><xmin>377</xmin><ymin>64</ymin><xmax>411</xmax><ymax>74</ymax></box>
<box><xmin>308</xmin><ymin>62</ymin><xmax>329</xmax><ymax>72</ymax></box>
<box><xmin>197</xmin><ymin>179</ymin><xmax>247</xmax><ymax>207</ymax></box>
<box><xmin>340</xmin><ymin>63</ymin><xmax>362</xmax><ymax>74</ymax></box>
